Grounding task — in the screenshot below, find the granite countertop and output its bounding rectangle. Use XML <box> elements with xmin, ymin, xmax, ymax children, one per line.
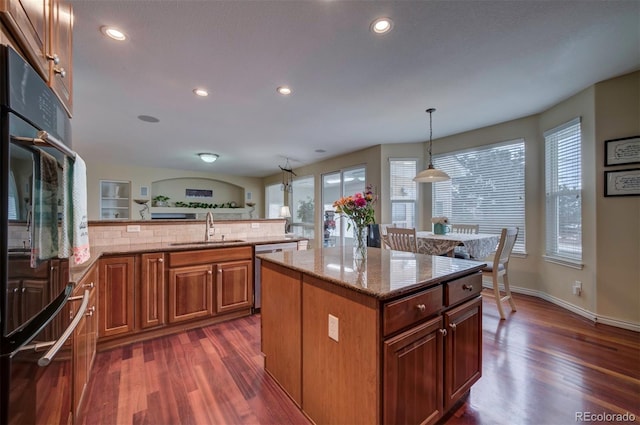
<box><xmin>258</xmin><ymin>247</ymin><xmax>486</xmax><ymax>301</ymax></box>
<box><xmin>68</xmin><ymin>235</ymin><xmax>306</xmax><ymax>283</ymax></box>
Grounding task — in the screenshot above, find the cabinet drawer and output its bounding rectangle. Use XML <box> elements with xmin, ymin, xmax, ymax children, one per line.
<box><xmin>383</xmin><ymin>285</ymin><xmax>443</xmax><ymax>337</ymax></box>
<box><xmin>445</xmin><ymin>273</ymin><xmax>481</xmax><ymax>307</ymax></box>
<box><xmin>169</xmin><ymin>246</ymin><xmax>252</xmax><ymax>268</ymax></box>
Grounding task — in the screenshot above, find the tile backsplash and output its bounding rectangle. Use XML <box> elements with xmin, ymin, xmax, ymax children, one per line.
<box><xmin>88</xmin><ymin>220</ymin><xmax>286</xmax><ymax>247</ymax></box>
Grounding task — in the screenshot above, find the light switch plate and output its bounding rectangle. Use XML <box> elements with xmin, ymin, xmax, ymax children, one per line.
<box><xmin>251</xmin><ymin>223</ymin><xmax>260</xmax><ymax>229</ymax></box>
<box><xmin>328</xmin><ymin>314</ymin><xmax>339</xmax><ymax>342</ymax></box>
<box><xmin>126</xmin><ymin>225</ymin><xmax>141</xmax><ymax>233</ymax></box>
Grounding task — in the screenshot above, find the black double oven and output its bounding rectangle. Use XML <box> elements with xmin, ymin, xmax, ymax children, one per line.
<box><xmin>1</xmin><ymin>45</ymin><xmax>76</xmax><ymax>424</ymax></box>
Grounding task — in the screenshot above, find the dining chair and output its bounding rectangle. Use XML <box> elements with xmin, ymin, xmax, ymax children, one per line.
<box><xmin>449</xmin><ymin>223</ymin><xmax>479</xmax><ymax>258</ymax></box>
<box><xmin>383</xmin><ymin>227</ymin><xmax>418</xmax><ymax>253</ymax></box>
<box><xmin>482</xmin><ymin>227</ymin><xmax>518</xmax><ymax>320</ymax></box>
<box><xmin>450</xmin><ymin>224</ymin><xmax>479</xmax><ymax>234</ymax></box>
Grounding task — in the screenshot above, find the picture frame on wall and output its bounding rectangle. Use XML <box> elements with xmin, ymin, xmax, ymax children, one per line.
<box><xmin>605</xmin><ymin>136</ymin><xmax>640</xmax><ymax>166</ymax></box>
<box><xmin>604</xmin><ymin>168</ymin><xmax>640</xmax><ymax>197</ymax></box>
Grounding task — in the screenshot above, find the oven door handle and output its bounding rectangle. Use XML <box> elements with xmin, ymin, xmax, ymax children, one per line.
<box><xmin>38</xmin><ymin>288</ymin><xmax>90</xmax><ymax>367</ymax></box>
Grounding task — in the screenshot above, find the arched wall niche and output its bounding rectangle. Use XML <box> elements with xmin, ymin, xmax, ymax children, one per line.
<box><xmin>151</xmin><ymin>177</ymin><xmax>244</xmax><ymax>206</ymax></box>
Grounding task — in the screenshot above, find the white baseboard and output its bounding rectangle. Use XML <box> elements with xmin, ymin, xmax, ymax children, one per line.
<box><xmin>481</xmin><ymin>282</ymin><xmax>640</xmax><ymax>333</ymax></box>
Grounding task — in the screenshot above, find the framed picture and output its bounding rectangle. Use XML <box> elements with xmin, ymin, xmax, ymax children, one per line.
<box><xmin>605</xmin><ymin>136</ymin><xmax>640</xmax><ymax>166</ymax></box>
<box><xmin>604</xmin><ymin>168</ymin><xmax>640</xmax><ymax>197</ymax></box>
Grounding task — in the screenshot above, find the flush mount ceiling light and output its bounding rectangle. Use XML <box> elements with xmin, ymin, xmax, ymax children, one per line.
<box><xmin>198</xmin><ymin>153</ymin><xmax>219</xmax><ymax>163</ymax></box>
<box><xmin>276</xmin><ymin>86</ymin><xmax>292</xmax><ymax>96</ymax></box>
<box><xmin>414</xmin><ymin>108</ymin><xmax>451</xmax><ymax>183</ymax></box>
<box><xmin>193</xmin><ymin>88</ymin><xmax>208</xmax><ymax>97</ymax></box>
<box><xmin>100</xmin><ymin>26</ymin><xmax>127</xmax><ymax>41</ymax></box>
<box><xmin>370</xmin><ymin>17</ymin><xmax>393</xmax><ymax>34</ymax></box>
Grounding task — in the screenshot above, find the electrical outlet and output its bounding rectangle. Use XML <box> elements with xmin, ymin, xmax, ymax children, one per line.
<box><xmin>126</xmin><ymin>225</ymin><xmax>140</xmax><ymax>233</ymax></box>
<box><xmin>251</xmin><ymin>223</ymin><xmax>260</xmax><ymax>229</ymax></box>
<box><xmin>328</xmin><ymin>314</ymin><xmax>339</xmax><ymax>342</ymax></box>
<box><xmin>573</xmin><ymin>280</ymin><xmax>582</xmax><ymax>296</ymax></box>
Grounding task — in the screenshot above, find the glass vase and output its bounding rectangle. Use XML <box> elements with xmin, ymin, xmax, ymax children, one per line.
<box><xmin>353</xmin><ymin>224</ymin><xmax>368</xmax><ymax>261</ymax></box>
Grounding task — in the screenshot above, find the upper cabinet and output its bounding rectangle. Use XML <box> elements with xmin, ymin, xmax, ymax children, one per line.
<box><xmin>48</xmin><ymin>0</ymin><xmax>72</xmax><ymax>114</ymax></box>
<box><xmin>0</xmin><ymin>0</ymin><xmax>73</xmax><ymax>115</ymax></box>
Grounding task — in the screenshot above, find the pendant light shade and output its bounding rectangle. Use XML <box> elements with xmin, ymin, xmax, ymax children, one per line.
<box><xmin>414</xmin><ymin>108</ymin><xmax>450</xmax><ymax>183</ymax></box>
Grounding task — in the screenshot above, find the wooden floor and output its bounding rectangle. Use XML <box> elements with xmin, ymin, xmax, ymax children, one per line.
<box><xmin>82</xmin><ymin>291</ymin><xmax>640</xmax><ymax>425</ymax></box>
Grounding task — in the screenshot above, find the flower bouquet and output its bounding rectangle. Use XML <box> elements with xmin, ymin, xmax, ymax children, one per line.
<box><xmin>333</xmin><ymin>185</ymin><xmax>377</xmax><ymax>259</ymax></box>
<box><xmin>431</xmin><ymin>216</ymin><xmax>449</xmax><ymax>224</ymax></box>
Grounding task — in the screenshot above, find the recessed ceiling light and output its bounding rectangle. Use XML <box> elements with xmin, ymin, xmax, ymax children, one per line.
<box><xmin>370</xmin><ymin>17</ymin><xmax>393</xmax><ymax>34</ymax></box>
<box><xmin>276</xmin><ymin>86</ymin><xmax>292</xmax><ymax>96</ymax></box>
<box><xmin>100</xmin><ymin>26</ymin><xmax>127</xmax><ymax>41</ymax></box>
<box><xmin>199</xmin><ymin>153</ymin><xmax>219</xmax><ymax>163</ymax></box>
<box><xmin>193</xmin><ymin>88</ymin><xmax>208</xmax><ymax>97</ymax></box>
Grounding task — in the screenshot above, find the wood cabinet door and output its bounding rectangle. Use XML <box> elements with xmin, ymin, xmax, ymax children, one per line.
<box><xmin>0</xmin><ymin>0</ymin><xmax>50</xmax><ymax>79</ymax></box>
<box><xmin>48</xmin><ymin>0</ymin><xmax>72</xmax><ymax>115</ymax></box>
<box><xmin>72</xmin><ymin>291</ymin><xmax>88</xmax><ymax>416</ymax></box>
<box><xmin>215</xmin><ymin>259</ymin><xmax>252</xmax><ymax>314</ymax></box>
<box><xmin>168</xmin><ymin>265</ymin><xmax>213</xmax><ymax>323</ymax></box>
<box><xmin>140</xmin><ymin>253</ymin><xmax>165</xmax><ymax>329</ymax></box>
<box><xmin>443</xmin><ymin>296</ymin><xmax>482</xmax><ymax>409</ymax></box>
<box><xmin>383</xmin><ymin>316</ymin><xmax>444</xmax><ymax>425</ymax></box>
<box><xmin>99</xmin><ymin>256</ymin><xmax>135</xmax><ymax>338</ymax></box>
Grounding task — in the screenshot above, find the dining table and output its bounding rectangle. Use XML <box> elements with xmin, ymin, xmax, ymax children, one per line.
<box><xmin>415</xmin><ymin>231</ymin><xmax>500</xmax><ymax>260</ymax></box>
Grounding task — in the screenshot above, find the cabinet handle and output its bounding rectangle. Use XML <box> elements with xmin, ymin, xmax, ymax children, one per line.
<box><xmin>462</xmin><ymin>284</ymin><xmax>473</xmax><ymax>291</ymax></box>
<box><xmin>84</xmin><ymin>281</ymin><xmax>94</xmax><ymax>289</ymax></box>
<box><xmin>208</xmin><ymin>270</ymin><xmax>213</xmax><ymax>275</ymax></box>
<box><xmin>416</xmin><ymin>304</ymin><xmax>426</xmax><ymax>312</ymax></box>
<box><xmin>439</xmin><ymin>329</ymin><xmax>447</xmax><ymax>337</ymax></box>
<box><xmin>450</xmin><ymin>323</ymin><xmax>457</xmax><ymax>331</ymax></box>
<box><xmin>46</xmin><ymin>53</ymin><xmax>60</xmax><ymax>64</ymax></box>
<box><xmin>13</xmin><ymin>288</ymin><xmax>19</xmax><ymax>293</ymax></box>
<box><xmin>158</xmin><ymin>258</ymin><xmax>164</xmax><ymax>263</ymax></box>
<box><xmin>86</xmin><ymin>306</ymin><xmax>95</xmax><ymax>317</ymax></box>
<box><xmin>54</xmin><ymin>67</ymin><xmax>66</xmax><ymax>78</ymax></box>
<box><xmin>21</xmin><ymin>287</ymin><xmax>26</xmax><ymax>293</ymax></box>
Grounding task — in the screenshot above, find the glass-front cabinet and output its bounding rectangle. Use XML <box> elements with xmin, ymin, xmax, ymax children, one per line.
<box><xmin>100</xmin><ymin>180</ymin><xmax>130</xmax><ymax>219</ymax></box>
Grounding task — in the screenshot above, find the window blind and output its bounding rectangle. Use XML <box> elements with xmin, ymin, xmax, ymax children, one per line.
<box><xmin>390</xmin><ymin>159</ymin><xmax>417</xmax><ymax>228</ymax></box>
<box><xmin>544</xmin><ymin>117</ymin><xmax>582</xmax><ymax>261</ymax></box>
<box><xmin>432</xmin><ymin>140</ymin><xmax>526</xmax><ymax>253</ymax></box>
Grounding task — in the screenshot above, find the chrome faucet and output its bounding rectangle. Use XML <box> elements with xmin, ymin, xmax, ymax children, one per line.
<box><xmin>205</xmin><ymin>211</ymin><xmax>215</xmax><ymax>241</ymax></box>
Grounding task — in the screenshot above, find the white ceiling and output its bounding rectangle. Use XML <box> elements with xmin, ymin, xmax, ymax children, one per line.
<box><xmin>68</xmin><ymin>0</ymin><xmax>640</xmax><ymax>178</ymax></box>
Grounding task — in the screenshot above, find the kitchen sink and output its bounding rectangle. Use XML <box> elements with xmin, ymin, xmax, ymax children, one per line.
<box><xmin>169</xmin><ymin>240</ymin><xmax>245</xmax><ymax>246</ymax></box>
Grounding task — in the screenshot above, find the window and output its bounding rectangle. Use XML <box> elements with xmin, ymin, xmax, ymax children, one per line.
<box><xmin>291</xmin><ymin>176</ymin><xmax>315</xmax><ymax>239</ymax></box>
<box><xmin>544</xmin><ymin>118</ymin><xmax>582</xmax><ymax>262</ymax></box>
<box><xmin>390</xmin><ymin>159</ymin><xmax>417</xmax><ymax>228</ymax></box>
<box><xmin>265</xmin><ymin>183</ymin><xmax>283</xmax><ymax>219</ymax></box>
<box><xmin>432</xmin><ymin>139</ymin><xmax>526</xmax><ymax>253</ymax></box>
<box><xmin>321</xmin><ymin>167</ymin><xmax>366</xmax><ymax>247</ymax></box>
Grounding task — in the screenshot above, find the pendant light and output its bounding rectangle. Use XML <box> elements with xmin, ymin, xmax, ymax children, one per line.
<box><xmin>413</xmin><ymin>108</ymin><xmax>450</xmax><ymax>183</ymax></box>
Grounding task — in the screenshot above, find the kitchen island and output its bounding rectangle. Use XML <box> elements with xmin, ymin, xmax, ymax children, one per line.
<box><xmin>259</xmin><ymin>247</ymin><xmax>486</xmax><ymax>425</ymax></box>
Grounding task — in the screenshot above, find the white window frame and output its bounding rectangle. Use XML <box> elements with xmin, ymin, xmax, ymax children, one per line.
<box><xmin>389</xmin><ymin>158</ymin><xmax>417</xmax><ymax>228</ymax></box>
<box><xmin>544</xmin><ymin>117</ymin><xmax>582</xmax><ymax>266</ymax></box>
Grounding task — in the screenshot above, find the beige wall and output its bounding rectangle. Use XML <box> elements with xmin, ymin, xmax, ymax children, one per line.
<box><xmin>594</xmin><ymin>72</ymin><xmax>640</xmax><ymax>326</ymax></box>
<box><xmin>85</xmin><ymin>162</ymin><xmax>264</xmax><ymax>220</ymax></box>
<box><xmin>538</xmin><ymin>86</ymin><xmax>598</xmax><ymax>315</ymax></box>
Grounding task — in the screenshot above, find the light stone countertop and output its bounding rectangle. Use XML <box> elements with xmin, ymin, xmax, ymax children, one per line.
<box><xmin>258</xmin><ymin>247</ymin><xmax>486</xmax><ymax>301</ymax></box>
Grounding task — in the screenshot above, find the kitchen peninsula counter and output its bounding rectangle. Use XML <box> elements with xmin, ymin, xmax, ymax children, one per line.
<box><xmin>259</xmin><ymin>247</ymin><xmax>486</xmax><ymax>425</ymax></box>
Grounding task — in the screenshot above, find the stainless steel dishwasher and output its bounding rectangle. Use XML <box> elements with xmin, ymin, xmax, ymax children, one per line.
<box><xmin>254</xmin><ymin>242</ymin><xmax>298</xmax><ymax>311</ymax></box>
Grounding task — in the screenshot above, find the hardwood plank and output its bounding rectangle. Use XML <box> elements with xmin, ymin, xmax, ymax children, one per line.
<box><xmin>81</xmin><ymin>293</ymin><xmax>639</xmax><ymax>425</ymax></box>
